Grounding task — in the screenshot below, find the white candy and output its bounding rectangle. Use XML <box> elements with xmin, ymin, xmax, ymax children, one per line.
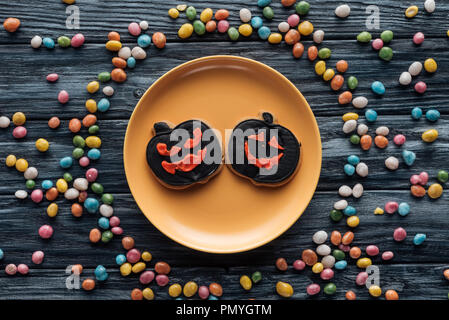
<box><xmin>343</xmin><ymin>120</ymin><xmax>357</xmax><ymax>134</ymax></box>
<box><xmin>385</xmin><ymin>156</ymin><xmax>399</xmax><ymax>170</ymax></box>
<box><xmin>335</xmin><ymin>4</ymin><xmax>351</xmax><ymax>18</ymax></box>
<box><xmin>352</xmin><ymin>96</ymin><xmax>368</xmax><ymax>109</ymax></box>
<box><xmin>239</xmin><ymin>8</ymin><xmax>252</xmax><ymax>23</ymax></box>
<box><xmin>376</xmin><ymin>126</ymin><xmax>389</xmax><ymax>136</ymax></box>
<box><xmin>334</xmin><ymin>199</ymin><xmax>348</xmax><ymax>210</ymax></box>
<box><xmin>408</xmin><ymin>61</ymin><xmax>423</xmax><ymax>76</ymax></box>
<box><xmin>118</xmin><ymin>47</ymin><xmax>131</xmax><ymax>59</ymax></box>
<box><xmin>312</xmin><ymin>230</ymin><xmax>328</xmax><ymax>244</ymax></box>
<box><xmin>0</xmin><ymin>116</ymin><xmax>10</xmax><ymax>128</ymax></box>
<box><xmin>356</xmin><ymin>162</ymin><xmax>369</xmax><ymax>177</ymax></box>
<box><xmin>73</xmin><ymin>178</ymin><xmax>88</xmax><ymax>191</ymax></box>
<box><xmin>321</xmin><ymin>255</ymin><xmax>336</xmax><ymax>268</ymax></box>
<box><xmin>64</xmin><ymin>188</ymin><xmax>80</xmax><ymax>200</ymax></box>
<box><xmin>131</xmin><ymin>46</ymin><xmax>146</xmax><ymax>59</ymax></box>
<box><xmin>316</xmin><ymin>244</ymin><xmax>331</xmax><ymax>256</ymax></box>
<box><xmin>338</xmin><ymin>185</ymin><xmax>352</xmax><ymax>197</ymax></box>
<box><xmin>103</xmin><ymin>86</ymin><xmax>114</xmax><ymax>96</ymax></box>
<box><xmin>352</xmin><ymin>183</ymin><xmax>364</xmax><ymax>198</ymax></box>
<box><xmin>357</xmin><ymin>124</ymin><xmax>369</xmax><ymax>136</ymax></box>
<box><xmin>139</xmin><ymin>20</ymin><xmax>149</xmax><ymax>30</ymax></box>
<box><xmin>24</xmin><ymin>167</ymin><xmax>38</xmax><ymax>180</ymax></box>
<box><xmin>424</xmin><ymin>0</ymin><xmax>435</xmax><ymax>13</ymax></box>
<box><xmin>31</xmin><ymin>35</ymin><xmax>42</xmax><ymax>49</ymax></box>
<box><xmin>313</xmin><ymin>30</ymin><xmax>324</xmax><ymax>44</ymax></box>
<box><xmin>278</xmin><ymin>22</ymin><xmax>290</xmax><ymax>33</ymax></box>
<box><xmin>15</xmin><ymin>190</ymin><xmax>28</xmax><ymax>199</ymax></box>
<box><xmin>100</xmin><ymin>204</ymin><xmax>114</xmax><ymax>217</ymax></box>
<box><xmin>399</xmin><ymin>71</ymin><xmax>412</xmax><ymax>85</ymax></box>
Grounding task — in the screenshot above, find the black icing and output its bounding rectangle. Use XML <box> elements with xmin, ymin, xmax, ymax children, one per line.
<box><xmin>146</xmin><ymin>120</ymin><xmax>222</xmax><ymax>187</ymax></box>
<box><xmin>228</xmin><ymin>113</ymin><xmax>300</xmax><ymax>185</ymax></box>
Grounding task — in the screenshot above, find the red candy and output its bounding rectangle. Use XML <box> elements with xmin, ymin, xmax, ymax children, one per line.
<box><xmin>58</xmin><ymin>90</ymin><xmax>69</xmax><ymax>104</ymax></box>
<box><xmin>293</xmin><ymin>259</ymin><xmax>305</xmax><ymax>271</ymax></box>
<box><xmin>385</xmin><ymin>201</ymin><xmax>399</xmax><ymax>214</ymax></box>
<box><xmin>155</xmin><ymin>274</ymin><xmax>169</xmax><ymax>286</ymax></box>
<box><xmin>393</xmin><ymin>134</ymin><xmax>406</xmax><ymax>145</ymax></box>
<box><xmin>372</xmin><ymin>38</ymin><xmax>383</xmax><ymax>50</ymax></box>
<box><xmin>356</xmin><ymin>272</ymin><xmax>368</xmax><ymax>286</ymax></box>
<box><xmin>306</xmin><ymin>283</ymin><xmax>320</xmax><ymax>295</ymax></box>
<box><xmin>17</xmin><ymin>264</ymin><xmax>29</xmax><ymax>275</ymax></box>
<box><xmin>393</xmin><ymin>227</ymin><xmax>407</xmax><ymax>242</ymax></box>
<box><xmin>381</xmin><ymin>251</ymin><xmax>394</xmax><ymax>261</ymax></box>
<box><xmin>38</xmin><ymin>225</ymin><xmax>53</xmax><ymax>239</ymax></box>
<box><xmin>414</xmin><ymin>81</ymin><xmax>427</xmax><ymax>94</ymax></box>
<box><xmin>366</xmin><ymin>245</ymin><xmax>379</xmax><ymax>256</ymax></box>
<box><xmin>71</xmin><ymin>33</ymin><xmax>85</xmax><ymax>47</ymax></box>
<box><xmin>413</xmin><ymin>32</ymin><xmax>424</xmax><ymax>45</ymax></box>
<box><xmin>320</xmin><ymin>268</ymin><xmax>334</xmax><ymax>280</ymax></box>
<box><xmin>139</xmin><ymin>270</ymin><xmax>155</xmax><ymax>284</ymax></box>
<box><xmin>126</xmin><ymin>248</ymin><xmax>141</xmax><ymax>263</ymax></box>
<box><xmin>30</xmin><ymin>189</ymin><xmax>44</xmax><ymax>203</ymax></box>
<box><xmin>32</xmin><ymin>250</ymin><xmax>45</xmax><ymax>264</ymax></box>
<box><xmin>12</xmin><ymin>126</ymin><xmax>27</xmax><ymax>139</ymax></box>
<box><xmin>46</xmin><ymin>73</ymin><xmax>59</xmax><ymax>82</ymax></box>
<box><xmin>85</xmin><ymin>168</ymin><xmax>98</xmax><ymax>182</ymax></box>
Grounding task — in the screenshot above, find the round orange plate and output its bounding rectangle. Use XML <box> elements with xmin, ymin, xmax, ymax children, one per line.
<box><xmin>124</xmin><ymin>55</ymin><xmax>322</xmax><ymax>253</ymax></box>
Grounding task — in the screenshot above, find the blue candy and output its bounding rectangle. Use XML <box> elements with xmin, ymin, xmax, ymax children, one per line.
<box><xmin>371</xmin><ymin>81</ymin><xmax>385</xmax><ymax>95</ymax></box>
<box><xmin>258</xmin><ymin>26</ymin><xmax>271</xmax><ymax>40</ymax></box>
<box><xmin>344</xmin><ymin>164</ymin><xmax>355</xmax><ymax>176</ymax></box>
<box><xmin>94</xmin><ymin>265</ymin><xmax>108</xmax><ymax>281</ymax></box>
<box><xmin>411</xmin><ymin>107</ymin><xmax>423</xmax><ymax>120</ymax></box>
<box><xmin>365</xmin><ymin>109</ymin><xmax>378</xmax><ymax>122</ymax></box>
<box><xmin>402</xmin><ymin>150</ymin><xmax>416</xmax><ymax>166</ymax></box>
<box><xmin>87</xmin><ymin>148</ymin><xmax>101</xmax><ymax>160</ymax></box>
<box><xmin>127</xmin><ymin>57</ymin><xmax>136</xmax><ymax>68</ymax></box>
<box><xmin>59</xmin><ymin>156</ymin><xmax>73</xmax><ymax>169</ymax></box>
<box><xmin>251</xmin><ymin>16</ymin><xmax>263</xmax><ymax>29</ymax></box>
<box><xmin>425</xmin><ymin>109</ymin><xmax>440</xmax><ymax>122</ymax></box>
<box><xmin>116</xmin><ymin>254</ymin><xmax>127</xmax><ymax>265</ymax></box>
<box><xmin>343</xmin><ymin>206</ymin><xmax>357</xmax><ymax>216</ymax></box>
<box><xmin>334</xmin><ymin>260</ymin><xmax>347</xmax><ymax>270</ymax></box>
<box><xmin>0</xmin><ymin>248</ymin><xmax>4</xmax><ymax>260</ymax></box>
<box><xmin>98</xmin><ymin>217</ymin><xmax>110</xmax><ymax>229</ymax></box>
<box><xmin>257</xmin><ymin>0</ymin><xmax>271</xmax><ymax>7</ymax></box>
<box><xmin>84</xmin><ymin>197</ymin><xmax>100</xmax><ymax>213</ymax></box>
<box><xmin>137</xmin><ymin>34</ymin><xmax>151</xmax><ymax>48</ymax></box>
<box><xmin>42</xmin><ymin>37</ymin><xmax>55</xmax><ymax>49</ymax></box>
<box><xmin>347</xmin><ymin>155</ymin><xmax>360</xmax><ymax>166</ymax></box>
<box><xmin>41</xmin><ymin>180</ymin><xmax>53</xmax><ymax>190</ymax></box>
<box><xmin>413</xmin><ymin>233</ymin><xmax>426</xmax><ymax>245</ymax></box>
<box><xmin>398</xmin><ymin>202</ymin><xmax>410</xmax><ymax>216</ymax></box>
<box><xmin>208</xmin><ymin>295</ymin><xmax>219</xmax><ymax>300</ymax></box>
<box><xmin>97</xmin><ymin>98</ymin><xmax>110</xmax><ymax>112</ymax></box>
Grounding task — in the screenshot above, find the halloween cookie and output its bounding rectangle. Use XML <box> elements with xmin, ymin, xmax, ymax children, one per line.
<box><xmin>227</xmin><ymin>112</ymin><xmax>301</xmax><ymax>187</ymax></box>
<box><xmin>146</xmin><ymin>120</ymin><xmax>223</xmax><ymax>189</ymax></box>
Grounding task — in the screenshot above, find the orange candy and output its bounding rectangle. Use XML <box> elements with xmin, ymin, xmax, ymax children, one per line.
<box><xmin>284</xmin><ymin>29</ymin><xmax>300</xmax><ymax>45</ymax></box>
<box><xmin>112</xmin><ymin>57</ymin><xmax>127</xmax><ymax>69</ymax></box>
<box><xmin>336</xmin><ymin>60</ymin><xmax>348</xmax><ymax>73</ymax></box>
<box><xmin>82</xmin><ymin>279</ymin><xmax>96</xmax><ymax>291</ymax></box>
<box><xmin>45</xmin><ymin>188</ymin><xmax>59</xmax><ymax>201</ymax></box>
<box><xmin>209</xmin><ymin>283</ymin><xmax>223</xmax><ymax>296</ymax></box>
<box><xmin>331</xmin><ymin>74</ymin><xmax>344</xmax><ymax>91</ymax></box>
<box><xmin>111</xmin><ymin>68</ymin><xmax>127</xmax><ymax>83</ymax></box>
<box><xmin>411</xmin><ymin>185</ymin><xmax>426</xmax><ymax>197</ymax></box>
<box><xmin>152</xmin><ymin>32</ymin><xmax>167</xmax><ymax>49</ymax></box>
<box><xmin>360</xmin><ymin>135</ymin><xmax>373</xmax><ymax>150</ymax></box>
<box><xmin>338</xmin><ymin>91</ymin><xmax>352</xmax><ymax>104</ymax></box>
<box><xmin>385</xmin><ymin>289</ymin><xmax>399</xmax><ymax>300</ymax></box>
<box><xmin>374</xmin><ymin>135</ymin><xmax>388</xmax><ymax>148</ymax></box>
<box><xmin>443</xmin><ymin>269</ymin><xmax>449</xmax><ymax>280</ymax></box>
<box><xmin>108</xmin><ymin>31</ymin><xmax>120</xmax><ymax>41</ymax></box>
<box><xmin>71</xmin><ymin>203</ymin><xmax>83</xmax><ymax>217</ymax></box>
<box><xmin>69</xmin><ymin>118</ymin><xmax>82</xmax><ymax>133</ymax></box>
<box><xmin>48</xmin><ymin>117</ymin><xmax>60</xmax><ymax>129</ymax></box>
<box><xmin>122</xmin><ymin>236</ymin><xmax>135</xmax><ymax>250</ymax></box>
<box><xmin>89</xmin><ymin>228</ymin><xmax>101</xmax><ymax>243</ymax></box>
<box><xmin>206</xmin><ymin>20</ymin><xmax>216</xmax><ymax>32</ymax></box>
<box><xmin>131</xmin><ymin>288</ymin><xmax>143</xmax><ymax>300</ymax></box>
<box><xmin>349</xmin><ymin>246</ymin><xmax>361</xmax><ymax>259</ymax></box>
<box><xmin>292</xmin><ymin>43</ymin><xmax>304</xmax><ymax>58</ymax></box>
<box><xmin>215</xmin><ymin>9</ymin><xmax>229</xmax><ymax>20</ymax></box>
<box><xmin>82</xmin><ymin>114</ymin><xmax>97</xmax><ymax>127</ymax></box>
<box><xmin>301</xmin><ymin>249</ymin><xmax>318</xmax><ymax>266</ymax></box>
<box><xmin>72</xmin><ymin>264</ymin><xmax>83</xmax><ymax>274</ymax></box>
<box><xmin>3</xmin><ymin>18</ymin><xmax>21</xmax><ymax>32</ymax></box>
<box><xmin>307</xmin><ymin>46</ymin><xmax>318</xmax><ymax>61</ymax></box>
<box><xmin>330</xmin><ymin>231</ymin><xmax>342</xmax><ymax>246</ymax></box>
<box><xmin>342</xmin><ymin>231</ymin><xmax>354</xmax><ymax>245</ymax></box>
<box><xmin>345</xmin><ymin>290</ymin><xmax>356</xmax><ymax>300</ymax></box>
<box><xmin>281</xmin><ymin>0</ymin><xmax>296</xmax><ymax>6</ymax></box>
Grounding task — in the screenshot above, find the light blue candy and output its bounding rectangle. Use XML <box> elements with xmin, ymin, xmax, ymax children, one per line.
<box><xmin>251</xmin><ymin>16</ymin><xmax>263</xmax><ymax>29</ymax></box>
<box><xmin>208</xmin><ymin>295</ymin><xmax>219</xmax><ymax>300</ymax></box>
<box><xmin>97</xmin><ymin>98</ymin><xmax>110</xmax><ymax>112</ymax></box>
<box><xmin>127</xmin><ymin>57</ymin><xmax>136</xmax><ymax>68</ymax></box>
<box><xmin>347</xmin><ymin>155</ymin><xmax>360</xmax><ymax>166</ymax></box>
<box><xmin>343</xmin><ymin>206</ymin><xmax>357</xmax><ymax>216</ymax></box>
<box><xmin>344</xmin><ymin>164</ymin><xmax>355</xmax><ymax>176</ymax></box>
<box><xmin>94</xmin><ymin>265</ymin><xmax>108</xmax><ymax>281</ymax></box>
<box><xmin>116</xmin><ymin>254</ymin><xmax>126</xmax><ymax>265</ymax></box>
<box><xmin>257</xmin><ymin>0</ymin><xmax>271</xmax><ymax>7</ymax></box>
<box><xmin>371</xmin><ymin>81</ymin><xmax>385</xmax><ymax>95</ymax></box>
<box><xmin>176</xmin><ymin>297</ymin><xmax>184</xmax><ymax>300</ymax></box>
<box><xmin>365</xmin><ymin>109</ymin><xmax>378</xmax><ymax>122</ymax></box>
<box><xmin>0</xmin><ymin>248</ymin><xmax>4</xmax><ymax>260</ymax></box>
<box><xmin>334</xmin><ymin>260</ymin><xmax>347</xmax><ymax>270</ymax></box>
<box><xmin>425</xmin><ymin>109</ymin><xmax>440</xmax><ymax>122</ymax></box>
<box><xmin>413</xmin><ymin>233</ymin><xmax>426</xmax><ymax>245</ymax></box>
<box><xmin>84</xmin><ymin>197</ymin><xmax>100</xmax><ymax>213</ymax></box>
<box><xmin>42</xmin><ymin>37</ymin><xmax>55</xmax><ymax>49</ymax></box>
<box><xmin>98</xmin><ymin>217</ymin><xmax>110</xmax><ymax>229</ymax></box>
<box><xmin>137</xmin><ymin>34</ymin><xmax>151</xmax><ymax>48</ymax></box>
<box><xmin>411</xmin><ymin>107</ymin><xmax>423</xmax><ymax>120</ymax></box>
<box><xmin>59</xmin><ymin>156</ymin><xmax>73</xmax><ymax>169</ymax></box>
<box><xmin>41</xmin><ymin>180</ymin><xmax>53</xmax><ymax>190</ymax></box>
<box><xmin>398</xmin><ymin>202</ymin><xmax>410</xmax><ymax>216</ymax></box>
<box><xmin>402</xmin><ymin>150</ymin><xmax>416</xmax><ymax>166</ymax></box>
<box><xmin>258</xmin><ymin>26</ymin><xmax>271</xmax><ymax>40</ymax></box>
<box><xmin>87</xmin><ymin>148</ymin><xmax>101</xmax><ymax>160</ymax></box>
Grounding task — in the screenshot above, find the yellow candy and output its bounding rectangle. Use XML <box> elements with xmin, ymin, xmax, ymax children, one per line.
<box><xmin>56</xmin><ymin>178</ymin><xmax>68</xmax><ymax>193</ymax></box>
<box><xmin>62</xmin><ymin>0</ymin><xmax>76</xmax><ymax>4</ymax></box>
<box><xmin>268</xmin><ymin>33</ymin><xmax>282</xmax><ymax>44</ymax></box>
<box><xmin>315</xmin><ymin>61</ymin><xmax>326</xmax><ymax>75</ymax></box>
<box><xmin>183</xmin><ymin>281</ymin><xmax>198</xmax><ymax>297</ymax></box>
<box><xmin>143</xmin><ymin>288</ymin><xmax>154</xmax><ymax>300</ymax></box>
<box><xmin>86</xmin><ymin>81</ymin><xmax>100</xmax><ymax>93</ymax></box>
<box><xmin>405</xmin><ymin>5</ymin><xmax>418</xmax><ymax>18</ymax></box>
<box><xmin>200</xmin><ymin>8</ymin><xmax>213</xmax><ymax>22</ymax></box>
<box><xmin>424</xmin><ymin>58</ymin><xmax>437</xmax><ymax>73</ymax></box>
<box><xmin>12</xmin><ymin>112</ymin><xmax>26</xmax><ymax>126</ymax></box>
<box><xmin>347</xmin><ymin>216</ymin><xmax>360</xmax><ymax>228</ymax></box>
<box><xmin>298</xmin><ymin>21</ymin><xmax>313</xmax><ymax>36</ymax></box>
<box><xmin>105</xmin><ymin>40</ymin><xmax>122</xmax><ymax>52</ymax></box>
<box><xmin>447</xmin><ymin>30</ymin><xmax>449</xmax><ymax>37</ymax></box>
<box><xmin>177</xmin><ymin>4</ymin><xmax>187</xmax><ymax>12</ymax></box>
<box><xmin>428</xmin><ymin>183</ymin><xmax>443</xmax><ymax>199</ymax></box>
<box><xmin>85</xmin><ymin>99</ymin><xmax>97</xmax><ymax>113</ymax></box>
<box><xmin>312</xmin><ymin>262</ymin><xmax>324</xmax><ymax>273</ymax></box>
<box><xmin>132</xmin><ymin>262</ymin><xmax>146</xmax><ymax>273</ymax></box>
<box><xmin>120</xmin><ymin>262</ymin><xmax>132</xmax><ymax>276</ymax></box>
<box><xmin>342</xmin><ymin>112</ymin><xmax>359</xmax><ymax>122</ymax></box>
<box><xmin>47</xmin><ymin>203</ymin><xmax>58</xmax><ymax>217</ymax></box>
<box><xmin>356</xmin><ymin>257</ymin><xmax>372</xmax><ymax>268</ymax></box>
<box><xmin>168</xmin><ymin>283</ymin><xmax>182</xmax><ymax>297</ymax></box>
<box><xmin>141</xmin><ymin>251</ymin><xmax>152</xmax><ymax>262</ymax></box>
<box><xmin>238</xmin><ymin>24</ymin><xmax>253</xmax><ymax>37</ymax></box>
<box><xmin>5</xmin><ymin>155</ymin><xmax>17</xmax><ymax>167</ymax></box>
<box><xmin>369</xmin><ymin>285</ymin><xmax>382</xmax><ymax>297</ymax></box>
<box><xmin>276</xmin><ymin>281</ymin><xmax>294</xmax><ymax>298</ymax></box>
<box><xmin>35</xmin><ymin>138</ymin><xmax>49</xmax><ymax>152</ymax></box>
<box><xmin>85</xmin><ymin>136</ymin><xmax>102</xmax><ymax>148</ymax></box>
<box><xmin>322</xmin><ymin>68</ymin><xmax>335</xmax><ymax>81</ymax></box>
<box><xmin>422</xmin><ymin>129</ymin><xmax>438</xmax><ymax>143</ymax></box>
<box><xmin>15</xmin><ymin>158</ymin><xmax>28</xmax><ymax>172</ymax></box>
<box><xmin>374</xmin><ymin>207</ymin><xmax>384</xmax><ymax>215</ymax></box>
<box><xmin>178</xmin><ymin>23</ymin><xmax>194</xmax><ymax>39</ymax></box>
<box><xmin>168</xmin><ymin>8</ymin><xmax>180</xmax><ymax>19</ymax></box>
<box><xmin>239</xmin><ymin>275</ymin><xmax>252</xmax><ymax>290</ymax></box>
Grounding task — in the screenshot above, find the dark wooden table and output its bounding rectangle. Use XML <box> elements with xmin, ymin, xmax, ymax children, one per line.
<box><xmin>0</xmin><ymin>0</ymin><xmax>448</xmax><ymax>300</ymax></box>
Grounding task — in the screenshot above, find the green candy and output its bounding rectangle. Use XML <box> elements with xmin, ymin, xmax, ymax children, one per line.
<box><xmin>91</xmin><ymin>182</ymin><xmax>104</xmax><ymax>194</ymax></box>
<box><xmin>63</xmin><ymin>172</ymin><xmax>73</xmax><ymax>182</ymax></box>
<box><xmin>57</xmin><ymin>36</ymin><xmax>71</xmax><ymax>48</ymax></box>
<box><xmin>98</xmin><ymin>72</ymin><xmax>111</xmax><ymax>83</ymax></box>
<box><xmin>101</xmin><ymin>193</ymin><xmax>114</xmax><ymax>205</ymax></box>
<box><xmin>437</xmin><ymin>170</ymin><xmax>449</xmax><ymax>183</ymax></box>
<box><xmin>295</xmin><ymin>1</ymin><xmax>310</xmax><ymax>15</ymax></box>
<box><xmin>251</xmin><ymin>271</ymin><xmax>262</xmax><ymax>284</ymax></box>
<box><xmin>330</xmin><ymin>209</ymin><xmax>343</xmax><ymax>222</ymax></box>
<box><xmin>72</xmin><ymin>147</ymin><xmax>84</xmax><ymax>159</ymax></box>
<box><xmin>380</xmin><ymin>30</ymin><xmax>393</xmax><ymax>43</ymax></box>
<box><xmin>26</xmin><ymin>180</ymin><xmax>35</xmax><ymax>189</ymax></box>
<box><xmin>88</xmin><ymin>125</ymin><xmax>99</xmax><ymax>135</ymax></box>
<box><xmin>379</xmin><ymin>47</ymin><xmax>393</xmax><ymax>61</ymax></box>
<box><xmin>186</xmin><ymin>6</ymin><xmax>197</xmax><ymax>20</ymax></box>
<box><xmin>193</xmin><ymin>20</ymin><xmax>206</xmax><ymax>35</ymax></box>
<box><xmin>227</xmin><ymin>27</ymin><xmax>239</xmax><ymax>41</ymax></box>
<box><xmin>332</xmin><ymin>249</ymin><xmax>345</xmax><ymax>260</ymax></box>
<box><xmin>263</xmin><ymin>6</ymin><xmax>274</xmax><ymax>19</ymax></box>
<box><xmin>101</xmin><ymin>230</ymin><xmax>113</xmax><ymax>243</ymax></box>
<box><xmin>350</xmin><ymin>134</ymin><xmax>360</xmax><ymax>144</ymax></box>
<box><xmin>357</xmin><ymin>31</ymin><xmax>372</xmax><ymax>43</ymax></box>
<box><xmin>323</xmin><ymin>283</ymin><xmax>336</xmax><ymax>295</ymax></box>
<box><xmin>347</xmin><ymin>76</ymin><xmax>358</xmax><ymax>90</ymax></box>
<box><xmin>73</xmin><ymin>135</ymin><xmax>85</xmax><ymax>148</ymax></box>
<box><xmin>318</xmin><ymin>48</ymin><xmax>331</xmax><ymax>59</ymax></box>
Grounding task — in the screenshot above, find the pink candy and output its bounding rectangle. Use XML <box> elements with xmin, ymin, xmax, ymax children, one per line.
<box><xmin>126</xmin><ymin>248</ymin><xmax>141</xmax><ymax>263</ymax></box>
<box><xmin>17</xmin><ymin>263</ymin><xmax>29</xmax><ymax>275</ymax></box>
<box><xmin>79</xmin><ymin>156</ymin><xmax>90</xmax><ymax>167</ymax></box>
<box><xmin>414</xmin><ymin>81</ymin><xmax>427</xmax><ymax>94</ymax></box>
<box><xmin>155</xmin><ymin>274</ymin><xmax>169</xmax><ymax>286</ymax></box>
<box><xmin>46</xmin><ymin>73</ymin><xmax>59</xmax><ymax>82</ymax></box>
<box><xmin>71</xmin><ymin>33</ymin><xmax>85</xmax><ymax>47</ymax></box>
<box><xmin>58</xmin><ymin>90</ymin><xmax>69</xmax><ymax>104</ymax></box>
<box><xmin>32</xmin><ymin>250</ymin><xmax>45</xmax><ymax>264</ymax></box>
<box><xmin>287</xmin><ymin>14</ymin><xmax>300</xmax><ymax>27</ymax></box>
<box><xmin>198</xmin><ymin>285</ymin><xmax>210</xmax><ymax>299</ymax></box>
<box><xmin>109</xmin><ymin>216</ymin><xmax>120</xmax><ymax>227</ymax></box>
<box><xmin>413</xmin><ymin>32</ymin><xmax>424</xmax><ymax>45</ymax></box>
<box><xmin>5</xmin><ymin>263</ymin><xmax>17</xmax><ymax>275</ymax></box>
<box><xmin>410</xmin><ymin>172</ymin><xmax>428</xmax><ymax>185</ymax></box>
<box><xmin>293</xmin><ymin>259</ymin><xmax>305</xmax><ymax>271</ymax></box>
<box><xmin>30</xmin><ymin>189</ymin><xmax>43</xmax><ymax>203</ymax></box>
<box><xmin>128</xmin><ymin>22</ymin><xmax>141</xmax><ymax>36</ymax></box>
<box><xmin>356</xmin><ymin>271</ymin><xmax>368</xmax><ymax>286</ymax></box>
<box><xmin>371</xmin><ymin>38</ymin><xmax>384</xmax><ymax>50</ymax></box>
<box><xmin>12</xmin><ymin>126</ymin><xmax>27</xmax><ymax>139</ymax></box>
<box><xmin>338</xmin><ymin>244</ymin><xmax>350</xmax><ymax>252</ymax></box>
<box><xmin>306</xmin><ymin>283</ymin><xmax>320</xmax><ymax>295</ymax></box>
<box><xmin>366</xmin><ymin>245</ymin><xmax>379</xmax><ymax>256</ymax></box>
<box><xmin>111</xmin><ymin>226</ymin><xmax>123</xmax><ymax>235</ymax></box>
<box><xmin>38</xmin><ymin>224</ymin><xmax>53</xmax><ymax>239</ymax></box>
<box><xmin>320</xmin><ymin>268</ymin><xmax>334</xmax><ymax>280</ymax></box>
<box><xmin>85</xmin><ymin>168</ymin><xmax>98</xmax><ymax>182</ymax></box>
<box><xmin>393</xmin><ymin>134</ymin><xmax>406</xmax><ymax>146</ymax></box>
<box><xmin>139</xmin><ymin>270</ymin><xmax>155</xmax><ymax>284</ymax></box>
<box><xmin>217</xmin><ymin>20</ymin><xmax>230</xmax><ymax>33</ymax></box>
<box><xmin>393</xmin><ymin>227</ymin><xmax>407</xmax><ymax>242</ymax></box>
<box><xmin>381</xmin><ymin>251</ymin><xmax>394</xmax><ymax>261</ymax></box>
<box><xmin>385</xmin><ymin>201</ymin><xmax>399</xmax><ymax>214</ymax></box>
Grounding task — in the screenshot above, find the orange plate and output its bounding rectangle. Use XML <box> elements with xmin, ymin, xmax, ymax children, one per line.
<box><xmin>124</xmin><ymin>56</ymin><xmax>322</xmax><ymax>253</ymax></box>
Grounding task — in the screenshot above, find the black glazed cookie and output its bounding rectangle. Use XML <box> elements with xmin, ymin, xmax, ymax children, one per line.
<box><xmin>146</xmin><ymin>120</ymin><xmax>222</xmax><ymax>189</ymax></box>
<box><xmin>227</xmin><ymin>112</ymin><xmax>301</xmax><ymax>186</ymax></box>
